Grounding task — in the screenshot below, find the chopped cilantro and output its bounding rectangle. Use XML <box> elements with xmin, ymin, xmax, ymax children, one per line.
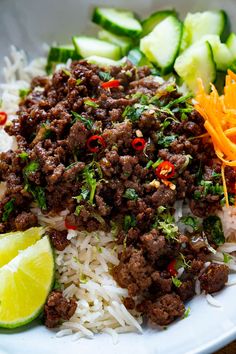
<box><xmin>24</xmin><ymin>160</ymin><xmax>39</xmax><ymax>176</ymax></box>
<box><xmin>124</xmin><ymin>215</ymin><xmax>136</xmax><ymax>232</ymax></box>
<box><xmin>23</xmin><ymin>161</ymin><xmax>47</xmax><ymax>210</ymax></box>
<box><xmin>123</xmin><ymin>188</ymin><xmax>138</xmax><ymax>201</ymax></box>
<box><xmin>172</xmin><ymin>276</ymin><xmax>182</xmax><ymax>288</ymax></box>
<box><xmin>212</xmin><ymin>171</ymin><xmax>221</xmax><ymax>178</ymax></box>
<box><xmin>223</xmin><ymin>253</ymin><xmax>232</xmax><ymax>263</ymax></box>
<box><xmin>76</xmin><ymin>78</ymin><xmax>82</xmax><ymax>85</ymax></box>
<box><xmin>157</xmin><ymin>132</ymin><xmax>177</xmax><ymax>148</ymax></box>
<box><xmin>84</xmin><ymin>99</ymin><xmax>99</xmax><ymax>108</ymax></box>
<box><xmin>183</xmin><ymin>307</ymin><xmax>191</xmax><ymax>319</ymax></box>
<box><xmin>53</xmin><ymin>279</ymin><xmax>62</xmax><ymax>290</ymax></box>
<box><xmin>62</xmin><ymin>68</ymin><xmax>71</xmax><ymax>76</ymax></box>
<box><xmin>31</xmin><ymin>186</ymin><xmax>47</xmax><ymax>210</ymax></box>
<box><xmin>122</xmin><ymin>105</ymin><xmax>145</xmax><ymax>122</ymax></box>
<box><xmin>180</xmin><ymin>216</ymin><xmax>200</xmax><ymax>231</ymax></box>
<box><xmin>153</xmin><ymin>209</ymin><xmax>178</xmax><ymax>241</ymax></box>
<box><xmin>176</xmin><ymin>253</ymin><xmax>191</xmax><ymax>270</ymax></box>
<box><xmin>2</xmin><ymin>198</ymin><xmax>15</xmax><ymax>222</ymax></box>
<box><xmin>98</xmin><ymin>71</ymin><xmax>112</xmax><ymax>82</ymax></box>
<box><xmin>139</xmin><ymin>94</ymin><xmax>149</xmax><ymax>105</ymax></box>
<box><xmin>18</xmin><ymin>151</ymin><xmax>29</xmax><ymax>160</ymax></box>
<box><xmin>71</xmin><ymin>111</ymin><xmax>93</xmax><ymax>129</ymax></box>
<box><xmin>82</xmin><ymin>162</ymin><xmax>102</xmax><ymax>205</ymax></box>
<box><xmin>19</xmin><ymin>88</ymin><xmax>30</xmax><ymax>99</ymax></box>
<box><xmin>203</xmin><ymin>215</ymin><xmax>225</xmax><ymax>246</ymax></box>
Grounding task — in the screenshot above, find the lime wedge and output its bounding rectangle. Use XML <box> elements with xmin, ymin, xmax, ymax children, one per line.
<box><xmin>0</xmin><ymin>227</ymin><xmax>43</xmax><ymax>268</ymax></box>
<box><xmin>0</xmin><ymin>236</ymin><xmax>54</xmax><ymax>328</ymax></box>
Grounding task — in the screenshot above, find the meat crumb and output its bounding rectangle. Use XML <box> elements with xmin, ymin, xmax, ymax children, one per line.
<box><xmin>44</xmin><ymin>290</ymin><xmax>77</xmax><ymax>328</ymax></box>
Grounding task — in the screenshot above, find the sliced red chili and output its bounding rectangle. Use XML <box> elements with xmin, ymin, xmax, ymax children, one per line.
<box><xmin>131</xmin><ymin>138</ymin><xmax>146</xmax><ymax>151</ymax></box>
<box><xmin>101</xmin><ymin>79</ymin><xmax>120</xmax><ymax>89</ymax></box>
<box><xmin>167</xmin><ymin>259</ymin><xmax>178</xmax><ymax>276</ymax></box>
<box><xmin>0</xmin><ymin>112</ymin><xmax>7</xmax><ymax>126</ymax></box>
<box><xmin>155</xmin><ymin>161</ymin><xmax>175</xmax><ymax>179</ymax></box>
<box><xmin>86</xmin><ymin>135</ymin><xmax>106</xmax><ymax>153</ymax></box>
<box><xmin>65</xmin><ymin>220</ymin><xmax>77</xmax><ymax>230</ymax></box>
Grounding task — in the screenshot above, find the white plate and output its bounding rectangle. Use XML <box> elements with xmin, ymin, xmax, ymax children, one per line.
<box><xmin>1</xmin><ymin>0</ymin><xmax>236</xmax><ymax>353</ymax></box>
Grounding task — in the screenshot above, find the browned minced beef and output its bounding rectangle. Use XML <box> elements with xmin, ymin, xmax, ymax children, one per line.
<box><xmin>199</xmin><ymin>264</ymin><xmax>229</xmax><ymax>293</ymax></box>
<box><xmin>0</xmin><ymin>59</ymin><xmax>233</xmax><ymax>327</ymax></box>
<box><xmin>142</xmin><ymin>294</ymin><xmax>185</xmax><ymax>326</ymax></box>
<box><xmin>47</xmin><ymin>229</ymin><xmax>70</xmax><ymax>251</ymax></box>
<box><xmin>44</xmin><ymin>290</ymin><xmax>77</xmax><ymax>328</ymax></box>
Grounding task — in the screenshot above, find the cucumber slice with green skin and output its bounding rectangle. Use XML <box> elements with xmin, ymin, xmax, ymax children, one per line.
<box><xmin>127</xmin><ymin>48</ymin><xmax>152</xmax><ymax>67</ymax></box>
<box><xmin>140</xmin><ymin>16</ymin><xmax>183</xmax><ymax>75</ymax></box>
<box><xmin>198</xmin><ymin>35</ymin><xmax>233</xmax><ymax>71</ymax></box>
<box><xmin>174</xmin><ymin>41</ymin><xmax>216</xmax><ymax>93</ymax></box>
<box><xmin>141</xmin><ymin>9</ymin><xmax>178</xmax><ymax>37</ymax></box>
<box><xmin>227</xmin><ymin>33</ymin><xmax>236</xmax><ymax>59</ymax></box>
<box><xmin>92</xmin><ymin>7</ymin><xmax>142</xmax><ymax>38</ymax></box>
<box><xmin>72</xmin><ymin>36</ymin><xmax>121</xmax><ymax>60</ymax></box>
<box><xmin>181</xmin><ymin>11</ymin><xmax>228</xmax><ymax>52</ymax></box>
<box><xmin>86</xmin><ymin>55</ymin><xmax>125</xmax><ymax>68</ymax></box>
<box><xmin>46</xmin><ymin>45</ymin><xmax>80</xmax><ymax>74</ymax></box>
<box><xmin>98</xmin><ymin>30</ymin><xmax>132</xmax><ymax>56</ymax></box>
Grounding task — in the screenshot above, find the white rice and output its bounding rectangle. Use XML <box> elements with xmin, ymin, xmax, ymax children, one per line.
<box><xmin>1</xmin><ymin>46</ymin><xmax>236</xmax><ymax>339</ymax></box>
<box><xmin>55</xmin><ymin>229</ymin><xmax>142</xmax><ymax>338</ymax></box>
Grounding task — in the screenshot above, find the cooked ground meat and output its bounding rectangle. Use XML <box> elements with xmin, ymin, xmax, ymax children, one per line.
<box><xmin>44</xmin><ymin>290</ymin><xmax>77</xmax><ymax>328</ymax></box>
<box><xmin>145</xmin><ymin>293</ymin><xmax>185</xmax><ymax>326</ymax></box>
<box><xmin>199</xmin><ymin>264</ymin><xmax>229</xmax><ymax>293</ymax></box>
<box><xmin>48</xmin><ymin>229</ymin><xmax>70</xmax><ymax>251</ymax></box>
<box><xmin>0</xmin><ymin>59</ymin><xmax>232</xmax><ymax>328</ymax></box>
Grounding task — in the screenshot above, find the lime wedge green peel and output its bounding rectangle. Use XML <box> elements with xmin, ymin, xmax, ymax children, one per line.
<box><xmin>0</xmin><ymin>227</ymin><xmax>43</xmax><ymax>268</ymax></box>
<box><xmin>0</xmin><ymin>236</ymin><xmax>54</xmax><ymax>328</ymax></box>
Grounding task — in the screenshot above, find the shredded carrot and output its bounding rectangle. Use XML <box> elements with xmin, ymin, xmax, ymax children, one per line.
<box><xmin>195</xmin><ymin>71</ymin><xmax>236</xmax><ymax>207</ymax></box>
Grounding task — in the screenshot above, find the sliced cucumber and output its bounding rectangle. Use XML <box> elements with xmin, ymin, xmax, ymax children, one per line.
<box><xmin>174</xmin><ymin>41</ymin><xmax>216</xmax><ymax>93</ymax></box>
<box><xmin>92</xmin><ymin>7</ymin><xmax>142</xmax><ymax>38</ymax></box>
<box><xmin>181</xmin><ymin>11</ymin><xmax>228</xmax><ymax>51</ymax></box>
<box><xmin>86</xmin><ymin>55</ymin><xmax>125</xmax><ymax>68</ymax></box>
<box><xmin>72</xmin><ymin>36</ymin><xmax>121</xmax><ymax>60</ymax></box>
<box><xmin>98</xmin><ymin>29</ymin><xmax>132</xmax><ymax>56</ymax></box>
<box><xmin>198</xmin><ymin>35</ymin><xmax>233</xmax><ymax>71</ymax></box>
<box><xmin>127</xmin><ymin>48</ymin><xmax>152</xmax><ymax>67</ymax></box>
<box><xmin>140</xmin><ymin>16</ymin><xmax>182</xmax><ymax>74</ymax></box>
<box><xmin>227</xmin><ymin>33</ymin><xmax>236</xmax><ymax>59</ymax></box>
<box><xmin>141</xmin><ymin>9</ymin><xmax>178</xmax><ymax>37</ymax></box>
<box><xmin>46</xmin><ymin>45</ymin><xmax>80</xmax><ymax>73</ymax></box>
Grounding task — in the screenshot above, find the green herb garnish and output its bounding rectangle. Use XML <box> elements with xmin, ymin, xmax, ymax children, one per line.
<box><xmin>2</xmin><ymin>198</ymin><xmax>15</xmax><ymax>222</ymax></box>
<box><xmin>71</xmin><ymin>111</ymin><xmax>93</xmax><ymax>129</ymax></box>
<box><xmin>124</xmin><ymin>215</ymin><xmax>136</xmax><ymax>232</ymax></box>
<box><xmin>62</xmin><ymin>68</ymin><xmax>71</xmax><ymax>76</ymax></box>
<box><xmin>76</xmin><ymin>78</ymin><xmax>82</xmax><ymax>85</ymax></box>
<box><xmin>223</xmin><ymin>253</ymin><xmax>232</xmax><ymax>264</ymax></box>
<box><xmin>172</xmin><ymin>276</ymin><xmax>182</xmax><ymax>288</ymax></box>
<box><xmin>122</xmin><ymin>105</ymin><xmax>145</xmax><ymax>122</ymax></box>
<box><xmin>123</xmin><ymin>188</ymin><xmax>138</xmax><ymax>201</ymax></box>
<box><xmin>165</xmin><ymin>93</ymin><xmax>193</xmax><ymax>109</ymax></box>
<box><xmin>84</xmin><ymin>99</ymin><xmax>99</xmax><ymax>108</ymax></box>
<box><xmin>180</xmin><ymin>216</ymin><xmax>200</xmax><ymax>231</ymax></box>
<box><xmin>203</xmin><ymin>215</ymin><xmax>225</xmax><ymax>246</ymax></box>
<box><xmin>18</xmin><ymin>151</ymin><xmax>29</xmax><ymax>160</ymax></box>
<box><xmin>24</xmin><ymin>160</ymin><xmax>39</xmax><ymax>176</ymax></box>
<box><xmin>98</xmin><ymin>71</ymin><xmax>112</xmax><ymax>82</ymax></box>
<box><xmin>157</xmin><ymin>132</ymin><xmax>177</xmax><ymax>148</ymax></box>
<box><xmin>19</xmin><ymin>88</ymin><xmax>30</xmax><ymax>99</ymax></box>
<box><xmin>183</xmin><ymin>307</ymin><xmax>191</xmax><ymax>319</ymax></box>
